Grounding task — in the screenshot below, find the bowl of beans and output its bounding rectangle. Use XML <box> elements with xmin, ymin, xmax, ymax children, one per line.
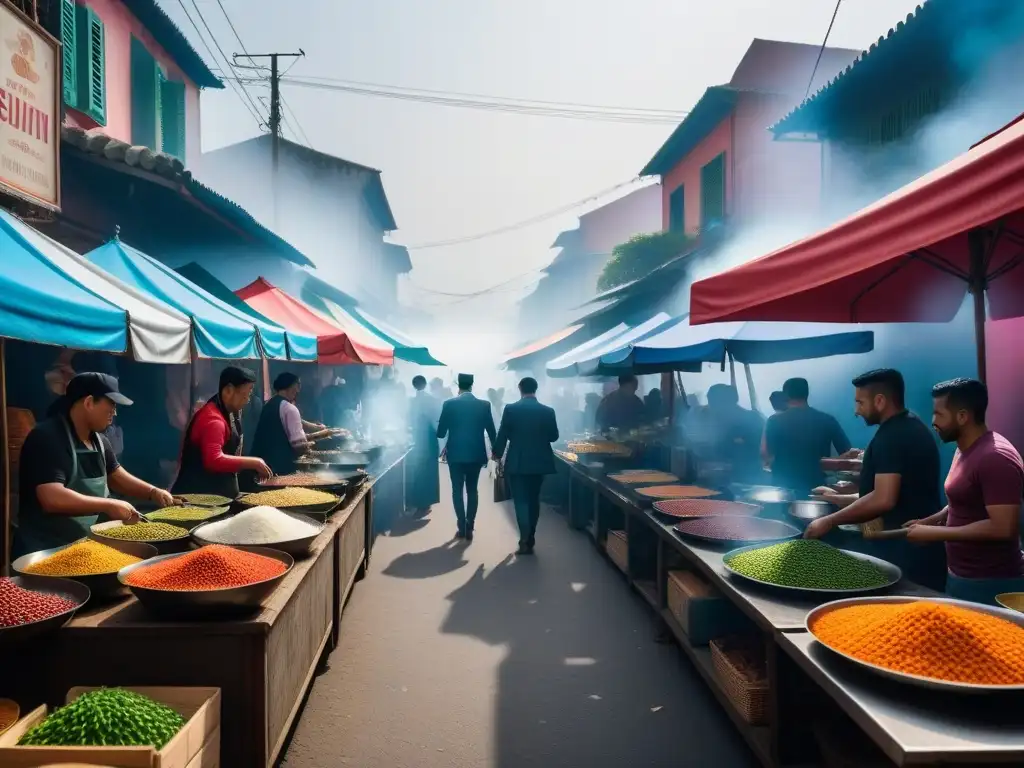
<box><xmin>118</xmin><ymin>544</ymin><xmax>294</xmax><ymax>619</ymax></box>
<box><xmin>144</xmin><ymin>505</ymin><xmax>231</xmax><ymax>531</ymax></box>
<box><xmin>0</xmin><ymin>575</ymin><xmax>91</xmax><ymax>649</ymax></box>
<box><xmin>237</xmin><ymin>488</ymin><xmax>342</xmax><ymax>517</ymax></box>
<box><xmin>91</xmin><ymin>520</ymin><xmax>193</xmax><ymax>554</ymax></box>
<box><xmin>12</xmin><ymin>538</ymin><xmax>157</xmax><ymax>600</ymax></box>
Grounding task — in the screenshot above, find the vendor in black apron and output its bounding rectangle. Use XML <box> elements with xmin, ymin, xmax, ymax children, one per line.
<box><xmin>250</xmin><ymin>372</ymin><xmax>333</xmax><ymax>477</ymax></box>
<box><xmin>803</xmin><ymin>368</ymin><xmax>947</xmax><ymax>591</ymax></box>
<box><xmin>13</xmin><ymin>373</ymin><xmax>176</xmax><ymax>558</ymax></box>
<box><xmin>172</xmin><ymin>366</ymin><xmax>272</xmax><ymax>498</ymax></box>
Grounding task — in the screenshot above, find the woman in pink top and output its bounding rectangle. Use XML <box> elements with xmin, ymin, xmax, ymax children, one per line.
<box><xmin>905</xmin><ymin>378</ymin><xmax>1024</xmax><ymax>605</ymax></box>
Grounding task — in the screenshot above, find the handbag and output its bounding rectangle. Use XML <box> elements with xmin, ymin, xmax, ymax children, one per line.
<box><xmin>492</xmin><ymin>459</ymin><xmax>511</xmax><ymax>503</ymax></box>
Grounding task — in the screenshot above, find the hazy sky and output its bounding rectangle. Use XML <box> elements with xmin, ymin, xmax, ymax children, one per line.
<box><xmin>163</xmin><ymin>0</ymin><xmax>922</xmax><ymax>356</ymax></box>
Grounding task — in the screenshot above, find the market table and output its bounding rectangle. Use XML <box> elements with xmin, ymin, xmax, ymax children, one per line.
<box><xmin>0</xmin><ymin>451</ymin><xmax>408</xmax><ymax>768</ymax></box>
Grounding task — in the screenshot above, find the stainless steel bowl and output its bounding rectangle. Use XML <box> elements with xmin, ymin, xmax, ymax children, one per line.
<box><xmin>118</xmin><ymin>546</ymin><xmax>294</xmax><ymax>619</ymax></box>
<box><xmin>190</xmin><ymin>512</ymin><xmax>325</xmax><ymax>558</ymax></box>
<box><xmin>90</xmin><ymin>520</ymin><xmax>192</xmax><ymax>555</ymax></box>
<box><xmin>722</xmin><ymin>543</ymin><xmax>901</xmax><ymax>595</ymax></box>
<box><xmin>236</xmin><ymin>494</ymin><xmax>341</xmax><ymax>516</ymax></box>
<box><xmin>0</xmin><ymin>575</ymin><xmax>90</xmax><ymax>649</ymax></box>
<box><xmin>144</xmin><ymin>505</ymin><xmax>231</xmax><ymax>532</ymax></box>
<box><xmin>12</xmin><ymin>539</ymin><xmax>157</xmax><ymax>600</ymax></box>
<box><xmin>806</xmin><ymin>596</ymin><xmax>1024</xmax><ymax>693</ymax></box>
<box><xmin>788</xmin><ymin>499</ymin><xmax>833</xmax><ymax>522</ymax></box>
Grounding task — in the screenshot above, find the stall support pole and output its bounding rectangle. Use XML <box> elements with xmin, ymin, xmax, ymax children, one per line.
<box><xmin>1</xmin><ymin>339</ymin><xmax>9</xmax><ymax>573</ymax></box>
<box><xmin>968</xmin><ymin>228</ymin><xmax>989</xmax><ymax>384</ymax></box>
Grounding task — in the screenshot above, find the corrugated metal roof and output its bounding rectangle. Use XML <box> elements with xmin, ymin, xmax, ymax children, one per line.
<box><xmin>122</xmin><ymin>0</ymin><xmax>223</xmax><ymax>89</ymax></box>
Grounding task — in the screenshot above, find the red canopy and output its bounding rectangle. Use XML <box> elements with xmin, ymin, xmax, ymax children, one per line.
<box><xmin>689</xmin><ymin>114</ymin><xmax>1024</xmax><ymax>329</ymax></box>
<box><xmin>235</xmin><ymin>278</ymin><xmax>393</xmax><ymax>365</ymax></box>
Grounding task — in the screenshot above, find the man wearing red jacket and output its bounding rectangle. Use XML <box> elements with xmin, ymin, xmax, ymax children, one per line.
<box><xmin>172</xmin><ymin>367</ymin><xmax>271</xmax><ymax>498</ymax></box>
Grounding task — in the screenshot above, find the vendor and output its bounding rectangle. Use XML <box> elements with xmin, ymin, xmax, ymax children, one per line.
<box><xmin>172</xmin><ymin>366</ymin><xmax>272</xmax><ymax>498</ymax></box>
<box><xmin>596</xmin><ymin>375</ymin><xmax>646</xmax><ymax>433</ymax></box>
<box><xmin>903</xmin><ymin>378</ymin><xmax>1024</xmax><ymax>605</ymax></box>
<box><xmin>13</xmin><ymin>373</ymin><xmax>175</xmax><ymax>558</ymax></box>
<box><xmin>251</xmin><ymin>372</ymin><xmax>333</xmax><ymax>476</ymax></box>
<box><xmin>804</xmin><ymin>368</ymin><xmax>946</xmax><ymax>590</ymax></box>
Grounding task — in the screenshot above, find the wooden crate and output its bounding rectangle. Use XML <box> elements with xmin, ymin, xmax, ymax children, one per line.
<box><xmin>666</xmin><ymin>571</ymin><xmax>749</xmax><ymax>645</ymax></box>
<box><xmin>605</xmin><ymin>529</ymin><xmax>628</xmax><ymax>574</ymax></box>
<box><xmin>0</xmin><ymin>687</ymin><xmax>220</xmax><ymax>768</ymax></box>
<box><xmin>709</xmin><ymin>637</ymin><xmax>769</xmax><ymax>726</ymax></box>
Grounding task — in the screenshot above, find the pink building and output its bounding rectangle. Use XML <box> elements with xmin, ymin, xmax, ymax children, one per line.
<box><xmin>45</xmin><ymin>0</ymin><xmax>222</xmax><ymax>168</ymax></box>
<box><xmin>642</xmin><ymin>40</ymin><xmax>860</xmax><ymax>234</ymax></box>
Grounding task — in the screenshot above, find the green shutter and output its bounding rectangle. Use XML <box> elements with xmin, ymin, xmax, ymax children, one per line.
<box><xmin>60</xmin><ymin>0</ymin><xmax>77</xmax><ymax>109</ymax></box>
<box><xmin>130</xmin><ymin>37</ymin><xmax>161</xmax><ymax>147</ymax></box>
<box><xmin>74</xmin><ymin>6</ymin><xmax>105</xmax><ymax>125</ymax></box>
<box><xmin>668</xmin><ymin>186</ymin><xmax>685</xmax><ymax>233</ymax></box>
<box><xmin>700</xmin><ymin>152</ymin><xmax>726</xmax><ymax>230</ymax></box>
<box><xmin>159</xmin><ymin>77</ymin><xmax>186</xmax><ymax>160</ymax></box>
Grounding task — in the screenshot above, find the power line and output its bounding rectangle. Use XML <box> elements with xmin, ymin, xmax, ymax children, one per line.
<box><xmin>805</xmin><ymin>0</ymin><xmax>843</xmax><ymax>100</ymax></box>
<box><xmin>175</xmin><ymin>0</ymin><xmax>264</xmax><ymax>127</ymax></box>
<box><xmin>281</xmin><ymin>94</ymin><xmax>314</xmax><ymax>148</ymax></box>
<box><xmin>405</xmin><ymin>178</ymin><xmax>649</xmax><ymax>250</ymax></box>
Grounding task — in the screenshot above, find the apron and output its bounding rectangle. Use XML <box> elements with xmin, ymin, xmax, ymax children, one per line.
<box><xmin>172</xmin><ymin>396</ymin><xmax>243</xmax><ymax>499</ymax></box>
<box><xmin>14</xmin><ymin>418</ymin><xmax>111</xmax><ymax>555</ymax></box>
<box><xmin>945</xmin><ymin>571</ymin><xmax>1024</xmax><ymax>606</ymax></box>
<box><xmin>250</xmin><ymin>395</ymin><xmax>296</xmax><ymax>477</ymax></box>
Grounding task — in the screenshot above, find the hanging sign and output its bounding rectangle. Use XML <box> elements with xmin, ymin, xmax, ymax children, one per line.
<box><xmin>0</xmin><ymin>0</ymin><xmax>60</xmax><ymax>210</ymax></box>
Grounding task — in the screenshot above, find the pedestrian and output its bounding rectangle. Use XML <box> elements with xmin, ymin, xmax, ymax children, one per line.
<box><xmin>406</xmin><ymin>375</ymin><xmax>441</xmax><ymax>515</ymax></box>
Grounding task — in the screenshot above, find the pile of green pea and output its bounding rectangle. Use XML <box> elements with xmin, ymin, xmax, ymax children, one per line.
<box><xmin>725</xmin><ymin>539</ymin><xmax>890</xmax><ymax>590</ymax></box>
<box><xmin>97</xmin><ymin>521</ymin><xmax>188</xmax><ymax>541</ymax></box>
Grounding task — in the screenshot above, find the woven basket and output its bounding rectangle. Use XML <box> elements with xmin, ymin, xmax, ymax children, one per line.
<box><xmin>710</xmin><ymin>637</ymin><xmax>769</xmax><ymax>725</ymax></box>
<box><xmin>605</xmin><ymin>530</ymin><xmax>628</xmax><ymax>574</ymax></box>
<box><xmin>667</xmin><ymin>570</ymin><xmax>712</xmax><ymax>635</ymax></box>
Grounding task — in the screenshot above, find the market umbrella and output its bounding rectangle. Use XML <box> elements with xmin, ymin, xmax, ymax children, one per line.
<box><xmin>501</xmin><ymin>323</ymin><xmax>584</xmax><ymax>371</ymax></box>
<box><xmin>547</xmin><ymin>313</ymin><xmax>671</xmax><ymax>378</ymax></box>
<box><xmin>688</xmin><ymin>112</ymin><xmax>1024</xmax><ymax>382</ymax></box>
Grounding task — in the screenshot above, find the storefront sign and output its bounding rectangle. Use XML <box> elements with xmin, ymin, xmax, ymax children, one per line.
<box><xmin>0</xmin><ymin>1</ymin><xmax>60</xmax><ymax>210</ymax></box>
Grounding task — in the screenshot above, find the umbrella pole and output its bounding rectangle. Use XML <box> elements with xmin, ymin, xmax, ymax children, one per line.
<box><xmin>968</xmin><ymin>229</ymin><xmax>988</xmax><ymax>384</ymax></box>
<box><xmin>743</xmin><ymin>362</ymin><xmax>760</xmax><ymax>413</ymax></box>
<box><xmin>973</xmin><ymin>286</ymin><xmax>987</xmax><ymax>384</ymax></box>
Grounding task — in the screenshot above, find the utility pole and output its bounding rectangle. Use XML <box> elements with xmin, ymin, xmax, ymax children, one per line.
<box><xmin>233</xmin><ymin>50</ymin><xmax>304</xmax><ymax>229</ymax></box>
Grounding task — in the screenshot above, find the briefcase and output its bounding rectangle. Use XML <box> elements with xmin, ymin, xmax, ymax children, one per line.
<box><xmin>493</xmin><ymin>461</ymin><xmax>511</xmax><ymax>503</ymax></box>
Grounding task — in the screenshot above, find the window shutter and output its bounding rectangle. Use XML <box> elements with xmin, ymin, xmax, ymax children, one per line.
<box><xmin>74</xmin><ymin>6</ymin><xmax>105</xmax><ymax>125</ymax></box>
<box><xmin>159</xmin><ymin>77</ymin><xmax>186</xmax><ymax>160</ymax></box>
<box><xmin>700</xmin><ymin>152</ymin><xmax>726</xmax><ymax>230</ymax></box>
<box><xmin>668</xmin><ymin>186</ymin><xmax>685</xmax><ymax>233</ymax></box>
<box><xmin>60</xmin><ymin>0</ymin><xmax>77</xmax><ymax>109</ymax></box>
<box><xmin>130</xmin><ymin>37</ymin><xmax>161</xmax><ymax>147</ymax></box>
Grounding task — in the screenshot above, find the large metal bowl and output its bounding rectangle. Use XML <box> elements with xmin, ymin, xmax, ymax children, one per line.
<box><xmin>672</xmin><ymin>516</ymin><xmax>801</xmax><ymax>547</ymax></box>
<box><xmin>90</xmin><ymin>520</ymin><xmax>192</xmax><ymax>555</ymax></box>
<box><xmin>807</xmin><ymin>596</ymin><xmax>1024</xmax><ymax>692</ymax></box>
<box><xmin>788</xmin><ymin>499</ymin><xmax>834</xmax><ymax>522</ymax></box>
<box><xmin>118</xmin><ymin>546</ymin><xmax>294</xmax><ymax>619</ymax></box>
<box><xmin>0</xmin><ymin>576</ymin><xmax>90</xmax><ymax>650</ymax></box>
<box><xmin>190</xmin><ymin>512</ymin><xmax>325</xmax><ymax>558</ymax></box>
<box><xmin>145</xmin><ymin>505</ymin><xmax>232</xmax><ymax>531</ymax></box>
<box><xmin>12</xmin><ymin>539</ymin><xmax>157</xmax><ymax>600</ymax></box>
<box><xmin>236</xmin><ymin>493</ymin><xmax>341</xmax><ymax>517</ymax></box>
<box><xmin>722</xmin><ymin>543</ymin><xmax>901</xmax><ymax>595</ymax></box>
<box><xmin>174</xmin><ymin>493</ymin><xmax>235</xmax><ymax>508</ymax></box>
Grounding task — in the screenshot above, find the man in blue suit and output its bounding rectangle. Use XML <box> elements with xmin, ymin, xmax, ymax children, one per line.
<box><xmin>437</xmin><ymin>373</ymin><xmax>496</xmax><ymax>541</ymax></box>
<box><xmin>492</xmin><ymin>377</ymin><xmax>559</xmax><ymax>555</ymax></box>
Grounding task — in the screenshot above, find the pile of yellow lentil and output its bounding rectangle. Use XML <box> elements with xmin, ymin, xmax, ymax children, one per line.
<box><xmin>96</xmin><ymin>522</ymin><xmax>188</xmax><ymax>542</ymax></box>
<box><xmin>243</xmin><ymin>488</ymin><xmax>339</xmax><ymax>507</ymax></box>
<box><xmin>148</xmin><ymin>506</ymin><xmax>223</xmax><ymax>523</ymax></box>
<box><xmin>24</xmin><ymin>540</ymin><xmax>141</xmax><ymax>576</ymax></box>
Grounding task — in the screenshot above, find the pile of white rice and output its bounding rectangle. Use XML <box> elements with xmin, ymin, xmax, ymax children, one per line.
<box><xmin>199</xmin><ymin>506</ymin><xmax>321</xmax><ymax>544</ymax></box>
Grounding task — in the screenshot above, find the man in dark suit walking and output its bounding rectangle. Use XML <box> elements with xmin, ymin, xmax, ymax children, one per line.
<box><xmin>437</xmin><ymin>373</ymin><xmax>496</xmax><ymax>541</ymax></box>
<box><xmin>492</xmin><ymin>377</ymin><xmax>559</xmax><ymax>555</ymax></box>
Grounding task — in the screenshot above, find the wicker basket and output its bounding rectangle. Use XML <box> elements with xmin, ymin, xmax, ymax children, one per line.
<box><xmin>667</xmin><ymin>570</ymin><xmax>712</xmax><ymax>634</ymax></box>
<box><xmin>709</xmin><ymin>636</ymin><xmax>769</xmax><ymax>726</ymax></box>
<box><xmin>605</xmin><ymin>529</ymin><xmax>628</xmax><ymax>574</ymax></box>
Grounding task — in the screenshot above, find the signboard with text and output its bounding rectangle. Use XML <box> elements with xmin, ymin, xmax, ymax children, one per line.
<box><xmin>0</xmin><ymin>0</ymin><xmax>60</xmax><ymax>210</ymax></box>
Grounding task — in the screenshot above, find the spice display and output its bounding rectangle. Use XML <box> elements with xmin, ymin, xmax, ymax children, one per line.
<box><xmin>242</xmin><ymin>487</ymin><xmax>339</xmax><ymax>508</ymax></box>
<box><xmin>554</xmin><ymin>451</ymin><xmax>578</xmax><ymax>463</ymax></box>
<box><xmin>148</xmin><ymin>505</ymin><xmax>223</xmax><ymax>523</ymax></box>
<box><xmin>198</xmin><ymin>506</ymin><xmax>322</xmax><ymax>545</ymax></box>
<box><xmin>0</xmin><ymin>578</ymin><xmax>78</xmax><ymax>627</ymax></box>
<box><xmin>635</xmin><ymin>485</ymin><xmax>720</xmax><ymax>499</ymax></box>
<box><xmin>608</xmin><ymin>471</ymin><xmax>679</xmax><ymax>484</ymax></box>
<box><xmin>18</xmin><ymin>688</ymin><xmax>185</xmax><ymax>747</ymax></box>
<box><xmin>259</xmin><ymin>472</ymin><xmax>348</xmax><ymax>487</ymax></box>
<box><xmin>673</xmin><ymin>516</ymin><xmax>799</xmax><ymax>543</ymax></box>
<box><xmin>23</xmin><ymin>540</ymin><xmax>141</xmax><ymax>576</ymax></box>
<box><xmin>653</xmin><ymin>499</ymin><xmax>760</xmax><ymax>518</ymax></box>
<box><xmin>95</xmin><ymin>522</ymin><xmax>189</xmax><ymax>541</ymax></box>
<box><xmin>176</xmin><ymin>493</ymin><xmax>233</xmax><ymax>507</ymax></box>
<box><xmin>724</xmin><ymin>540</ymin><xmax>891</xmax><ymax>590</ymax></box>
<box><xmin>125</xmin><ymin>544</ymin><xmax>287</xmax><ymax>591</ymax></box>
<box><xmin>810</xmin><ymin>601</ymin><xmax>1024</xmax><ymax>685</ymax></box>
<box><xmin>566</xmin><ymin>440</ymin><xmax>631</xmax><ymax>456</ymax></box>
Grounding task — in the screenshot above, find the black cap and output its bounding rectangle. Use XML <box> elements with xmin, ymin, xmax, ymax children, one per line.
<box><xmin>65</xmin><ymin>372</ymin><xmax>133</xmax><ymax>406</ymax></box>
<box><xmin>457</xmin><ymin>373</ymin><xmax>474</xmax><ymax>390</ymax></box>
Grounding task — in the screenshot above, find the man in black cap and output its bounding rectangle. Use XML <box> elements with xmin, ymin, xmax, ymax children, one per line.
<box><xmin>437</xmin><ymin>373</ymin><xmax>496</xmax><ymax>540</ymax></box>
<box><xmin>13</xmin><ymin>373</ymin><xmax>176</xmax><ymax>558</ymax></box>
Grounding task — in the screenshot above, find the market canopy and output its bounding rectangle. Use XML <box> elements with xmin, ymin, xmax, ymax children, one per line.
<box><xmin>236</xmin><ymin>278</ymin><xmax>393</xmax><ymax>365</ymax></box>
<box><xmin>174</xmin><ymin>263</ymin><xmax>318</xmax><ymax>361</ymax></box>
<box><xmin>595</xmin><ymin>315</ymin><xmax>875</xmax><ymax>375</ymax></box>
<box><xmin>502</xmin><ymin>323</ymin><xmax>584</xmax><ymax>371</ymax></box>
<box><xmin>688</xmin><ymin>111</ymin><xmax>1024</xmax><ymax>380</ymax></box>
<box><xmin>546</xmin><ymin>314</ymin><xmax>670</xmax><ymax>378</ymax></box>
<box><xmin>0</xmin><ymin>210</ymin><xmax>190</xmax><ymax>363</ymax></box>
<box><xmin>88</xmin><ymin>239</ymin><xmax>282</xmax><ymax>360</ymax></box>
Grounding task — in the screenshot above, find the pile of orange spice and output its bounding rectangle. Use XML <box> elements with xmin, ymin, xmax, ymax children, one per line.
<box><xmin>811</xmin><ymin>601</ymin><xmax>1024</xmax><ymax>685</ymax></box>
<box><xmin>125</xmin><ymin>545</ymin><xmax>287</xmax><ymax>591</ymax></box>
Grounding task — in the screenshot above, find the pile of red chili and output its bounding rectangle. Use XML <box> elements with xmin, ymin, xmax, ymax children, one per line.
<box><xmin>124</xmin><ymin>545</ymin><xmax>287</xmax><ymax>591</ymax></box>
<box><xmin>0</xmin><ymin>578</ymin><xmax>78</xmax><ymax>628</ymax></box>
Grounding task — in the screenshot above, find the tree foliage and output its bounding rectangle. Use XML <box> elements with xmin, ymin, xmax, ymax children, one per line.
<box><xmin>596</xmin><ymin>230</ymin><xmax>696</xmax><ymax>292</ymax></box>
